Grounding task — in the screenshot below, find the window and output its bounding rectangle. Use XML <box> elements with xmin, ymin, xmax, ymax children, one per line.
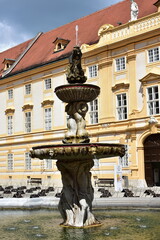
<box><xmin>45</xmin><ymin>159</ymin><xmax>52</xmax><ymax>170</ymax></box>
<box><xmin>8</xmin><ymin>153</ymin><xmax>13</xmax><ymax>170</ymax></box>
<box><xmin>45</xmin><ymin>79</ymin><xmax>52</xmax><ymax>90</ymax></box>
<box><xmin>148</xmin><ymin>47</ymin><xmax>159</xmax><ymax>63</ymax></box>
<box><xmin>89</xmin><ymin>99</ymin><xmax>98</xmax><ymax>124</ymax></box>
<box><xmin>115</xmin><ymin>57</ymin><xmax>126</xmax><ymax>71</ymax></box>
<box><xmin>25</xmin><ymin>112</ymin><xmax>31</xmax><ymax>132</ymax></box>
<box><xmin>25</xmin><ymin>84</ymin><xmax>31</xmax><ymax>95</ymax></box>
<box><xmin>8</xmin><ymin>89</ymin><xmax>13</xmax><ymax>99</ymax></box>
<box><xmin>7</xmin><ymin>116</ymin><xmax>13</xmax><ymax>135</ymax></box>
<box><xmin>119</xmin><ymin>145</ymin><xmax>129</xmax><ymax>167</ymax></box>
<box><xmin>88</xmin><ymin>65</ymin><xmax>98</xmax><ymax>78</ymax></box>
<box><xmin>45</xmin><ymin>108</ymin><xmax>52</xmax><ymax>130</ymax></box>
<box><xmin>147</xmin><ymin>86</ymin><xmax>160</xmax><ymax>115</ymax></box>
<box><xmin>25</xmin><ymin>152</ymin><xmax>31</xmax><ymax>170</ymax></box>
<box><xmin>116</xmin><ymin>93</ymin><xmax>127</xmax><ymax>120</ymax></box>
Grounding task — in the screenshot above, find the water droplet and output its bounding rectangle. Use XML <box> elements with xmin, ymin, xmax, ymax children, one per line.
<box><xmin>36</xmin><ymin>233</ymin><xmax>44</xmax><ymax>237</ymax></box>
<box><xmin>139</xmin><ymin>225</ymin><xmax>147</xmax><ymax>228</ymax></box>
<box><xmin>110</xmin><ymin>226</ymin><xmax>118</xmax><ymax>230</ymax></box>
<box><xmin>33</xmin><ymin>226</ymin><xmax>39</xmax><ymax>229</ymax></box>
<box><xmin>24</xmin><ymin>219</ymin><xmax>31</xmax><ymax>223</ymax></box>
<box><xmin>8</xmin><ymin>227</ymin><xmax>16</xmax><ymax>231</ymax></box>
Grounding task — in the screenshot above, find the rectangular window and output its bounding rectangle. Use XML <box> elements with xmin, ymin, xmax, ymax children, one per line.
<box><xmin>88</xmin><ymin>65</ymin><xmax>98</xmax><ymax>78</ymax></box>
<box><xmin>45</xmin><ymin>79</ymin><xmax>52</xmax><ymax>90</ymax></box>
<box><xmin>115</xmin><ymin>57</ymin><xmax>126</xmax><ymax>71</ymax></box>
<box><xmin>8</xmin><ymin>153</ymin><xmax>13</xmax><ymax>170</ymax></box>
<box><xmin>148</xmin><ymin>47</ymin><xmax>160</xmax><ymax>63</ymax></box>
<box><xmin>89</xmin><ymin>99</ymin><xmax>98</xmax><ymax>124</ymax></box>
<box><xmin>25</xmin><ymin>152</ymin><xmax>31</xmax><ymax>170</ymax></box>
<box><xmin>25</xmin><ymin>112</ymin><xmax>31</xmax><ymax>132</ymax></box>
<box><xmin>45</xmin><ymin>108</ymin><xmax>52</xmax><ymax>130</ymax></box>
<box><xmin>119</xmin><ymin>145</ymin><xmax>129</xmax><ymax>167</ymax></box>
<box><xmin>45</xmin><ymin>159</ymin><xmax>52</xmax><ymax>170</ymax></box>
<box><xmin>8</xmin><ymin>89</ymin><xmax>13</xmax><ymax>99</ymax></box>
<box><xmin>25</xmin><ymin>84</ymin><xmax>31</xmax><ymax>95</ymax></box>
<box><xmin>7</xmin><ymin>116</ymin><xmax>13</xmax><ymax>135</ymax></box>
<box><xmin>147</xmin><ymin>86</ymin><xmax>160</xmax><ymax>115</ymax></box>
<box><xmin>116</xmin><ymin>93</ymin><xmax>127</xmax><ymax>120</ymax></box>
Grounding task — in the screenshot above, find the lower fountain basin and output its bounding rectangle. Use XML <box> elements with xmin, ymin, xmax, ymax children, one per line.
<box><xmin>30</xmin><ymin>143</ymin><xmax>125</xmax><ymax>161</ymax></box>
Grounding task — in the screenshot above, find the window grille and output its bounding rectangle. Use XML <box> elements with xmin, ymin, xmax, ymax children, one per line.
<box><xmin>116</xmin><ymin>93</ymin><xmax>127</xmax><ymax>120</ymax></box>
<box><xmin>45</xmin><ymin>108</ymin><xmax>52</xmax><ymax>130</ymax></box>
<box><xmin>89</xmin><ymin>99</ymin><xmax>98</xmax><ymax>124</ymax></box>
<box><xmin>8</xmin><ymin>153</ymin><xmax>13</xmax><ymax>170</ymax></box>
<box><xmin>88</xmin><ymin>65</ymin><xmax>98</xmax><ymax>78</ymax></box>
<box><xmin>147</xmin><ymin>86</ymin><xmax>160</xmax><ymax>115</ymax></box>
<box><xmin>148</xmin><ymin>47</ymin><xmax>160</xmax><ymax>63</ymax></box>
<box><xmin>25</xmin><ymin>112</ymin><xmax>31</xmax><ymax>132</ymax></box>
<box><xmin>115</xmin><ymin>57</ymin><xmax>126</xmax><ymax>71</ymax></box>
<box><xmin>25</xmin><ymin>152</ymin><xmax>31</xmax><ymax>170</ymax></box>
<box><xmin>45</xmin><ymin>79</ymin><xmax>52</xmax><ymax>90</ymax></box>
<box><xmin>7</xmin><ymin>115</ymin><xmax>13</xmax><ymax>135</ymax></box>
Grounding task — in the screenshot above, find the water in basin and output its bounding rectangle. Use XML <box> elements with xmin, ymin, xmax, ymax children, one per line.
<box><xmin>0</xmin><ymin>209</ymin><xmax>160</xmax><ymax>240</ymax></box>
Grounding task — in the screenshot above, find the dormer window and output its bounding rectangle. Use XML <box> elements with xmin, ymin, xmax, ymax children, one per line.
<box><xmin>3</xmin><ymin>58</ymin><xmax>15</xmax><ymax>71</ymax></box>
<box><xmin>53</xmin><ymin>38</ymin><xmax>70</xmax><ymax>52</ymax></box>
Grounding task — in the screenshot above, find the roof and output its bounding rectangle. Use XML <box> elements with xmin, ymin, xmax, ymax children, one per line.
<box><xmin>0</xmin><ymin>0</ymin><xmax>157</xmax><ymax>78</ymax></box>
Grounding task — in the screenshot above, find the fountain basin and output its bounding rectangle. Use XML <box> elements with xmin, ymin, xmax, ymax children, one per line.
<box><xmin>55</xmin><ymin>84</ymin><xmax>100</xmax><ymax>103</ymax></box>
<box><xmin>30</xmin><ymin>143</ymin><xmax>125</xmax><ymax>161</ymax></box>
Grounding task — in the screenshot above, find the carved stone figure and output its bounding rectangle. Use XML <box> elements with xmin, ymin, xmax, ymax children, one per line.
<box><xmin>130</xmin><ymin>0</ymin><xmax>139</xmax><ymax>21</ymax></box>
<box><xmin>63</xmin><ymin>101</ymin><xmax>89</xmax><ymax>144</ymax></box>
<box><xmin>67</xmin><ymin>46</ymin><xmax>87</xmax><ymax>84</ymax></box>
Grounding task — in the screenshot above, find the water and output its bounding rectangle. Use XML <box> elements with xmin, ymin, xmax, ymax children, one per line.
<box><xmin>0</xmin><ymin>209</ymin><xmax>160</xmax><ymax>240</ymax></box>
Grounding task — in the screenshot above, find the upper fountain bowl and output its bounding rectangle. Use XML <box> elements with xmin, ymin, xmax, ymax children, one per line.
<box><xmin>55</xmin><ymin>84</ymin><xmax>100</xmax><ymax>103</ymax></box>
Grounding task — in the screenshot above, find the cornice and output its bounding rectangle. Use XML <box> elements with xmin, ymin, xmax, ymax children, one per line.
<box><xmin>5</xmin><ymin>108</ymin><xmax>15</xmax><ymax>115</ymax></box>
<box><xmin>22</xmin><ymin>104</ymin><xmax>33</xmax><ymax>111</ymax></box>
<box><xmin>41</xmin><ymin>99</ymin><xmax>54</xmax><ymax>107</ymax></box>
<box><xmin>112</xmin><ymin>83</ymin><xmax>130</xmax><ymax>92</ymax></box>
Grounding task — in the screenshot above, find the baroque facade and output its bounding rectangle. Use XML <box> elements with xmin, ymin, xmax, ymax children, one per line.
<box><xmin>0</xmin><ymin>0</ymin><xmax>160</xmax><ymax>188</ymax></box>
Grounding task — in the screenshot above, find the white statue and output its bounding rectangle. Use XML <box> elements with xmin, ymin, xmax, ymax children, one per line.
<box><xmin>130</xmin><ymin>0</ymin><xmax>139</xmax><ymax>21</ymax></box>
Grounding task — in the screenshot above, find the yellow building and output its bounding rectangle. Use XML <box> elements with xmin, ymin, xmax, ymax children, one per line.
<box><xmin>0</xmin><ymin>0</ymin><xmax>160</xmax><ymax>188</ymax></box>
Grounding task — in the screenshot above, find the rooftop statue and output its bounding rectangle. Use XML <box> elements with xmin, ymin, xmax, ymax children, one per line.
<box><xmin>130</xmin><ymin>0</ymin><xmax>139</xmax><ymax>21</ymax></box>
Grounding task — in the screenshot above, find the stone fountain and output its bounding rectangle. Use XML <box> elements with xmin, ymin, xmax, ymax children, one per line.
<box><xmin>30</xmin><ymin>46</ymin><xmax>125</xmax><ymax>228</ymax></box>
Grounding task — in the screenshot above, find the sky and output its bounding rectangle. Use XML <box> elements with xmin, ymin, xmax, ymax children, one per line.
<box><xmin>0</xmin><ymin>0</ymin><xmax>121</xmax><ymax>52</ymax></box>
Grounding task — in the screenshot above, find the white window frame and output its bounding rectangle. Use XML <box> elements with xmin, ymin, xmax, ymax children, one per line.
<box><xmin>44</xmin><ymin>78</ymin><xmax>52</xmax><ymax>90</ymax></box>
<box><xmin>89</xmin><ymin>99</ymin><xmax>98</xmax><ymax>124</ymax></box>
<box><xmin>8</xmin><ymin>89</ymin><xmax>13</xmax><ymax>99</ymax></box>
<box><xmin>44</xmin><ymin>108</ymin><xmax>52</xmax><ymax>130</ymax></box>
<box><xmin>148</xmin><ymin>47</ymin><xmax>160</xmax><ymax>63</ymax></box>
<box><xmin>88</xmin><ymin>65</ymin><xmax>98</xmax><ymax>78</ymax></box>
<box><xmin>7</xmin><ymin>115</ymin><xmax>13</xmax><ymax>135</ymax></box>
<box><xmin>25</xmin><ymin>152</ymin><xmax>31</xmax><ymax>170</ymax></box>
<box><xmin>45</xmin><ymin>159</ymin><xmax>52</xmax><ymax>170</ymax></box>
<box><xmin>147</xmin><ymin>85</ymin><xmax>160</xmax><ymax>115</ymax></box>
<box><xmin>116</xmin><ymin>93</ymin><xmax>128</xmax><ymax>120</ymax></box>
<box><xmin>8</xmin><ymin>153</ymin><xmax>13</xmax><ymax>170</ymax></box>
<box><xmin>115</xmin><ymin>56</ymin><xmax>126</xmax><ymax>72</ymax></box>
<box><xmin>25</xmin><ymin>84</ymin><xmax>31</xmax><ymax>95</ymax></box>
<box><xmin>119</xmin><ymin>145</ymin><xmax>129</xmax><ymax>167</ymax></box>
<box><xmin>25</xmin><ymin>112</ymin><xmax>31</xmax><ymax>133</ymax></box>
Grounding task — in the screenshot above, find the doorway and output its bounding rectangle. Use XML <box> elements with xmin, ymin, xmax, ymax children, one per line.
<box><xmin>144</xmin><ymin>134</ymin><xmax>160</xmax><ymax>187</ymax></box>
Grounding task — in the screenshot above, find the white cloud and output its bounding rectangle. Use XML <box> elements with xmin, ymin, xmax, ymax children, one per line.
<box><xmin>0</xmin><ymin>21</ymin><xmax>31</xmax><ymax>52</ymax></box>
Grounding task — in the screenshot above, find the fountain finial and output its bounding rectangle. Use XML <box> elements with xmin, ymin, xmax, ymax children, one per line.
<box><xmin>67</xmin><ymin>46</ymin><xmax>87</xmax><ymax>84</ymax></box>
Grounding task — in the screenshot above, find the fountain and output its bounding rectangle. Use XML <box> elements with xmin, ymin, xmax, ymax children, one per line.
<box><xmin>30</xmin><ymin>46</ymin><xmax>125</xmax><ymax>228</ymax></box>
